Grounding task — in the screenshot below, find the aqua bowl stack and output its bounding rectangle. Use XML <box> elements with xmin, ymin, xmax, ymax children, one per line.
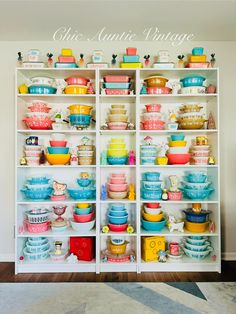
<box><xmin>141</xmin><ymin>172</ymin><xmax>162</xmax><ymax>200</ymax></box>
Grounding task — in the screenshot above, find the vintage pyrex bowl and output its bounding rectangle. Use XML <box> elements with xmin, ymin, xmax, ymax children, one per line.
<box><xmin>47</xmin><ymin>147</ymin><xmax>69</xmax><ymax>154</ymax></box>
<box><xmin>184</xmin><ymin>241</ymin><xmax>211</xmax><ymax>252</ymax></box>
<box><xmin>65</xmin><ymin>77</ymin><xmax>90</xmax><ymax>86</ymax></box>
<box><xmin>185</xmin><ymin>172</ymin><xmax>207</xmax><ymax>183</ymax></box>
<box><xmin>144</xmin><ymin>206</ymin><xmax>162</xmax><ymax>215</ymax></box>
<box><xmin>28</xmin><ymin>85</ymin><xmax>57</xmax><ymax>94</ymax></box>
<box><xmin>183</xmin><ymin>209</ymin><xmax>211</xmax><ymax>223</ymax></box>
<box><xmin>142</xmin><ymin>181</ymin><xmax>162</xmax><ymax>190</ymax></box>
<box><xmin>107</xmin><ymin>214</ymin><xmax>128</xmax><ymax>225</ymax></box>
<box><xmin>141</xmin><ymin>218</ymin><xmax>166</xmax><ymax>231</ymax></box>
<box><xmin>68</xmin><ymin>188</ymin><xmax>96</xmax><ymax>200</ymax></box>
<box><xmin>21</xmin><ymin>188</ymin><xmax>52</xmax><ymax>200</ymax></box>
<box><xmin>107</xmin><ymin>156</ymin><xmax>128</xmax><ymax>165</ymax></box>
<box><xmin>182</xmin><ymin>181</ymin><xmax>211</xmax><ymax>190</ymax></box>
<box><xmin>46</xmin><ymin>154</ymin><xmax>70</xmax><ymax>165</ymax></box>
<box><xmin>73</xmin><ymin>211</ymin><xmax>94</xmax><ymax>223</ymax></box>
<box><xmin>111</xmin><ymin>203</ymin><xmax>126</xmax><ymax>210</ymax></box>
<box><xmin>141</xmin><ymin>188</ymin><xmax>162</xmax><ymax>200</ymax></box>
<box><xmin>74</xmin><ymin>206</ymin><xmax>92</xmax><ymax>215</ymax></box>
<box><xmin>184</xmin><ymin>220</ymin><xmax>209</xmax><ymax>233</ymax></box>
<box><xmin>109</xmin><ymin>242</ymin><xmax>127</xmax><ymax>255</ymax></box>
<box><xmin>181</xmin><ymin>187</ymin><xmax>214</xmax><ymax>200</ymax></box>
<box><xmin>142</xmin><ymin>211</ymin><xmax>164</xmax><ymax>222</ymax></box>
<box><xmin>69</xmin><ymin>114</ymin><xmax>92</xmax><ymax>126</ymax></box>
<box><xmin>107</xmin><ymin>149</ymin><xmax>128</xmax><ymax>157</ymax></box>
<box><xmin>186</xmin><ymin>236</ymin><xmax>208</xmax><ymax>245</ymax></box>
<box><xmin>167</xmin><ymin>153</ymin><xmax>191</xmax><ymax>165</ymax></box>
<box><xmin>144</xmin><ymin>76</ymin><xmax>168</xmax><ymax>87</ymax></box>
<box><xmin>68</xmin><ymin>104</ymin><xmax>92</xmax><ymax>115</ymax></box>
<box><xmin>141</xmin><ymin>157</ymin><xmax>156</xmax><ymax>165</ymax></box>
<box><xmin>108</xmin><ymin>223</ymin><xmax>128</xmax><ymax>232</ymax></box>
<box><xmin>108</xmin><ymin>183</ymin><xmax>128</xmax><ymax>192</ymax></box>
<box><xmin>77</xmin><ymin>178</ymin><xmax>92</xmax><ymax>187</ymax></box>
<box><xmin>23</xmin><ymin>248</ymin><xmax>50</xmax><ymax>261</ymax></box>
<box><xmin>109</xmin><ymin>209</ymin><xmax>128</xmax><ymax>217</ymax></box>
<box><xmin>143</xmin><ymin>172</ymin><xmax>160</xmax><ymax>181</ymax></box>
<box><xmin>180</xmin><ymin>76</ymin><xmax>206</xmax><ymax>87</ymax></box>
<box><xmin>70</xmin><ymin>219</ymin><xmax>95</xmax><ymax>232</ymax></box>
<box><xmin>64</xmin><ymin>85</ymin><xmax>88</xmax><ymax>94</ymax></box>
<box><xmin>183</xmin><ymin>247</ymin><xmax>212</xmax><ymax>259</ymax></box>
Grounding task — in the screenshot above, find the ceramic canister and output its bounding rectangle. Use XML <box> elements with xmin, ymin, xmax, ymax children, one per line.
<box><xmin>169</xmin><ymin>242</ymin><xmax>180</xmax><ymax>256</ymax></box>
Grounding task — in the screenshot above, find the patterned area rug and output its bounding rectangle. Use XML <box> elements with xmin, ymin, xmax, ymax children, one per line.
<box><xmin>0</xmin><ymin>282</ymin><xmax>235</xmax><ymax>314</ymax></box>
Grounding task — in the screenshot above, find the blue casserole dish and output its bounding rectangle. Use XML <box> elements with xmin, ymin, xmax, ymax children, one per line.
<box><xmin>180</xmin><ymin>76</ymin><xmax>206</xmax><ymax>87</ymax></box>
<box><xmin>28</xmin><ymin>85</ymin><xmax>57</xmax><ymax>94</ymax></box>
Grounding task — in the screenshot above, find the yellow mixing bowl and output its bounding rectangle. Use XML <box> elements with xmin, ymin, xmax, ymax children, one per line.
<box><xmin>46</xmin><ymin>154</ymin><xmax>70</xmax><ymax>165</ymax></box>
<box><xmin>77</xmin><ymin>203</ymin><xmax>89</xmax><ymax>208</ymax></box>
<box><xmin>109</xmin><ymin>242</ymin><xmax>127</xmax><ymax>255</ymax></box>
<box><xmin>144</xmin><ymin>76</ymin><xmax>169</xmax><ymax>87</ymax></box>
<box><xmin>68</xmin><ymin>104</ymin><xmax>92</xmax><ymax>115</ymax></box>
<box><xmin>64</xmin><ymin>85</ymin><xmax>88</xmax><ymax>94</ymax></box>
<box><xmin>109</xmin><ymin>143</ymin><xmax>126</xmax><ymax>149</ymax></box>
<box><xmin>184</xmin><ymin>220</ymin><xmax>209</xmax><ymax>233</ymax></box>
<box><xmin>111</xmin><ymin>138</ymin><xmax>125</xmax><ymax>143</ymax></box>
<box><xmin>142</xmin><ymin>211</ymin><xmax>164</xmax><ymax>222</ymax></box>
<box><xmin>107</xmin><ymin>149</ymin><xmax>128</xmax><ymax>157</ymax></box>
<box><xmin>169</xmin><ymin>140</ymin><xmax>187</xmax><ymax>147</ymax></box>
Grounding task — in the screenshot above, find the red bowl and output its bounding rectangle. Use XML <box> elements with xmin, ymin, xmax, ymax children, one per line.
<box><xmin>49</xmin><ymin>140</ymin><xmax>67</xmax><ymax>147</ymax></box>
<box><xmin>145</xmin><ymin>104</ymin><xmax>161</xmax><ymax>112</ymax></box>
<box><xmin>167</xmin><ymin>153</ymin><xmax>191</xmax><ymax>165</ymax></box>
<box><xmin>146</xmin><ymin>203</ymin><xmax>160</xmax><ymax>208</ymax></box>
<box><xmin>65</xmin><ymin>76</ymin><xmax>90</xmax><ymax>86</ymax></box>
<box><xmin>73</xmin><ymin>211</ymin><xmax>94</xmax><ymax>223</ymax></box>
<box><xmin>108</xmin><ymin>223</ymin><xmax>128</xmax><ymax>232</ymax></box>
<box><xmin>142</xmin><ymin>120</ymin><xmax>165</xmax><ymax>130</ymax></box>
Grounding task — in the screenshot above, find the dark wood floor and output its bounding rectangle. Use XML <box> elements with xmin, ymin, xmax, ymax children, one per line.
<box><xmin>0</xmin><ymin>261</ymin><xmax>236</xmax><ymax>282</ymax></box>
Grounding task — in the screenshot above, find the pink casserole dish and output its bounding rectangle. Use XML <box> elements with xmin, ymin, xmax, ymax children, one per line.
<box><xmin>108</xmin><ymin>183</ymin><xmax>128</xmax><ymax>192</ymax></box>
<box><xmin>109</xmin><ymin>177</ymin><xmax>126</xmax><ymax>184</ymax></box>
<box><xmin>107</xmin><ymin>122</ymin><xmax>128</xmax><ymax>130</ymax></box>
<box><xmin>105</xmin><ymin>89</ymin><xmax>130</xmax><ymax>95</ymax></box>
<box><xmin>141</xmin><ymin>120</ymin><xmax>165</xmax><ymax>130</ymax></box>
<box><xmin>103</xmin><ymin>75</ymin><xmax>131</xmax><ymax>83</ymax></box>
<box><xmin>58</xmin><ymin>56</ymin><xmax>76</xmax><ymax>63</ymax></box>
<box><xmin>65</xmin><ymin>76</ymin><xmax>90</xmax><ymax>86</ymax></box>
<box><xmin>145</xmin><ymin>104</ymin><xmax>161</xmax><ymax>112</ymax></box>
<box><xmin>26</xmin><ymin>220</ymin><xmax>50</xmax><ymax>233</ymax></box>
<box><xmin>147</xmin><ymin>87</ymin><xmax>172</xmax><ymax>94</ymax></box>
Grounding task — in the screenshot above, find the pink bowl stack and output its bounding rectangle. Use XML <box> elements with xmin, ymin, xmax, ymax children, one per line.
<box><xmin>24</xmin><ymin>100</ymin><xmax>53</xmax><ymax>130</ymax></box>
<box><xmin>107</xmin><ymin>174</ymin><xmax>128</xmax><ymax>199</ymax></box>
<box><xmin>141</xmin><ymin>104</ymin><xmax>165</xmax><ymax>130</ymax></box>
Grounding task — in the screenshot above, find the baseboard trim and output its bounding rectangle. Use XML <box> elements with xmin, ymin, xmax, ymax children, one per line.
<box><xmin>222</xmin><ymin>252</ymin><xmax>236</xmax><ymax>261</ymax></box>
<box><xmin>0</xmin><ymin>254</ymin><xmax>14</xmax><ymax>262</ymax></box>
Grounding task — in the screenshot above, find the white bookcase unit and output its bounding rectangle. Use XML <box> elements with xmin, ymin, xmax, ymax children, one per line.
<box><xmin>15</xmin><ymin>67</ymin><xmax>220</xmax><ymax>274</ymax></box>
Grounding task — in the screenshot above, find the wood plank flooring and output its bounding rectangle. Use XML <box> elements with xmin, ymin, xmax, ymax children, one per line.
<box><xmin>0</xmin><ymin>261</ymin><xmax>236</xmax><ymax>282</ymax></box>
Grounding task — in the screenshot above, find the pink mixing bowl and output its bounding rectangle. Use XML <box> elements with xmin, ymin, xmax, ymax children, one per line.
<box><xmin>167</xmin><ymin>153</ymin><xmax>191</xmax><ymax>165</ymax></box>
<box><xmin>145</xmin><ymin>104</ymin><xmax>161</xmax><ymax>112</ymax></box>
<box><xmin>49</xmin><ymin>140</ymin><xmax>67</xmax><ymax>147</ymax></box>
<box><xmin>107</xmin><ymin>122</ymin><xmax>128</xmax><ymax>130</ymax></box>
<box><xmin>142</xmin><ymin>120</ymin><xmax>165</xmax><ymax>130</ymax></box>
<box><xmin>26</xmin><ymin>220</ymin><xmax>49</xmax><ymax>233</ymax></box>
<box><xmin>73</xmin><ymin>211</ymin><xmax>94</xmax><ymax>223</ymax></box>
<box><xmin>108</xmin><ymin>223</ymin><xmax>128</xmax><ymax>232</ymax></box>
<box><xmin>109</xmin><ymin>177</ymin><xmax>126</xmax><ymax>184</ymax></box>
<box><xmin>108</xmin><ymin>183</ymin><xmax>128</xmax><ymax>192</ymax></box>
<box><xmin>111</xmin><ymin>173</ymin><xmax>126</xmax><ymax>178</ymax></box>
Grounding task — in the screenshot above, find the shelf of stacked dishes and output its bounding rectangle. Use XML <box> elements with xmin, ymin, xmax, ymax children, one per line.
<box><xmin>139</xmin><ymin>133</ymin><xmax>218</xmax><ymax>168</ymax></box>
<box><xmin>99</xmin><ymin>235</ymin><xmax>137</xmax><ymax>272</ymax></box>
<box><xmin>16</xmin><ymin>236</ymin><xmax>96</xmax><ymax>273</ymax></box>
<box><xmin>17</xmin><ymin>132</ymin><xmax>97</xmax><ymax>168</ymax></box>
<box><xmin>138</xmin><ymin>68</ymin><xmax>218</xmax><ymax>98</ymax></box>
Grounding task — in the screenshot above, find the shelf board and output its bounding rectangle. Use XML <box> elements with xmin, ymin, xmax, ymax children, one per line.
<box><xmin>17</xmin><ymin>129</ymin><xmax>96</xmax><ymax>134</ymax></box>
<box><xmin>17</xmin><ymin>200</ymin><xmax>97</xmax><ymax>205</ymax></box>
<box><xmin>100</xmin><ymin>199</ymin><xmax>136</xmax><ymax>204</ymax></box>
<box><xmin>139</xmin><ymin>94</ymin><xmax>218</xmax><ymax>103</ymax></box>
<box><xmin>140</xmin><ymin>199</ymin><xmax>218</xmax><ymax>204</ymax></box>
<box><xmin>17</xmin><ymin>259</ymin><xmax>96</xmax><ymax>273</ymax></box>
<box><xmin>140</xmin><ymin>228</ymin><xmax>218</xmax><ymax>237</ymax></box>
<box><xmin>100</xmin><ymin>130</ymin><xmax>136</xmax><ymax>134</ymax></box>
<box><xmin>100</xmin><ymin>232</ymin><xmax>137</xmax><ymax>236</ymax></box>
<box><xmin>140</xmin><ymin>165</ymin><xmax>218</xmax><ymax>168</ymax></box>
<box><xmin>17</xmin><ymin>228</ymin><xmax>96</xmax><ymax>237</ymax></box>
<box><xmin>139</xmin><ymin>129</ymin><xmax>218</xmax><ymax>135</ymax></box>
<box><xmin>17</xmin><ymin>94</ymin><xmax>96</xmax><ymax>103</ymax></box>
<box><xmin>17</xmin><ymin>165</ymin><xmax>97</xmax><ymax>168</ymax></box>
<box><xmin>140</xmin><ymin>256</ymin><xmax>220</xmax><ymax>272</ymax></box>
<box><xmin>100</xmin><ymin>165</ymin><xmax>136</xmax><ymax>168</ymax></box>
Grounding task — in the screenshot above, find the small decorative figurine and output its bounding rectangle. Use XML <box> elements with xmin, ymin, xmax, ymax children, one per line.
<box><xmin>39</xmin><ymin>150</ymin><xmax>46</xmax><ymax>165</ymax></box>
<box><xmin>18</xmin><ymin>84</ymin><xmax>28</xmax><ymax>94</ymax></box>
<box><xmin>100</xmin><ymin>123</ymin><xmax>108</xmax><ymax>130</ymax></box>
<box><xmin>210</xmin><ymin>53</ymin><xmax>216</xmax><ymax>68</ymax></box>
<box><xmin>79</xmin><ymin>53</ymin><xmax>85</xmax><ymax>68</ymax></box>
<box><xmin>171</xmin><ymin>81</ymin><xmax>181</xmax><ymax>95</ymax></box>
<box><xmin>127</xmin><ymin>122</ymin><xmax>135</xmax><ymax>130</ymax></box>
<box><xmin>51</xmin><ymin>181</ymin><xmax>67</xmax><ymax>201</ymax></box>
<box><xmin>209</xmin><ymin>220</ymin><xmax>216</xmax><ymax>233</ymax></box>
<box><xmin>17</xmin><ymin>52</ymin><xmax>23</xmax><ymax>66</ymax></box>
<box><xmin>101</xmin><ymin>151</ymin><xmax>108</xmax><ymax>165</ymax></box>
<box><xmin>47</xmin><ymin>53</ymin><xmax>53</xmax><ymax>67</ymax></box>
<box><xmin>158</xmin><ymin>250</ymin><xmax>167</xmax><ymax>263</ymax></box>
<box><xmin>211</xmin><ymin>255</ymin><xmax>217</xmax><ymax>262</ymax></box>
<box><xmin>18</xmin><ymin>224</ymin><xmax>24</xmax><ymax>234</ymax></box>
<box><xmin>144</xmin><ymin>55</ymin><xmax>151</xmax><ymax>67</ymax></box>
<box><xmin>169</xmin><ymin>175</ymin><xmax>180</xmax><ymax>192</ymax></box>
<box><xmin>92</xmin><ymin>50</ymin><xmax>103</xmax><ymax>63</ymax></box>
<box><xmin>207</xmin><ymin>112</ymin><xmax>216</xmax><ymax>129</ymax></box>
<box><xmin>87</xmin><ymin>82</ymin><xmax>95</xmax><ymax>94</ymax></box>
<box><xmin>140</xmin><ymin>83</ymin><xmax>147</xmax><ymax>94</ymax></box>
<box><xmin>177</xmin><ymin>55</ymin><xmax>185</xmax><ymax>68</ymax></box>
<box><xmin>25</xmin><ymin>136</ymin><xmax>38</xmax><ymax>145</ymax></box>
<box><xmin>167</xmin><ymin>109</ymin><xmax>178</xmax><ymax>130</ymax></box>
<box><xmin>130</xmin><ymin>254</ymin><xmax>136</xmax><ymax>262</ymax></box>
<box><xmin>128</xmin><ymin>184</ymin><xmax>136</xmax><ymax>200</ymax></box>
<box><xmin>128</xmin><ymin>150</ymin><xmax>136</xmax><ymax>165</ymax></box>
<box><xmin>54</xmin><ymin>241</ymin><xmax>63</xmax><ymax>255</ymax></box>
<box><xmin>111</xmin><ymin>54</ymin><xmax>118</xmax><ymax>67</ymax></box>
<box><xmin>54</xmin><ymin>111</ymin><xmax>63</xmax><ymax>123</ymax></box>
<box><xmin>157</xmin><ymin>142</ymin><xmax>169</xmax><ymax>165</ymax></box>
<box><xmin>70</xmin><ymin>147</ymin><xmax>78</xmax><ymax>166</ymax></box>
<box><xmin>101</xmin><ymin>256</ymin><xmax>108</xmax><ymax>263</ymax></box>
<box><xmin>101</xmin><ymin>184</ymin><xmax>107</xmax><ymax>200</ymax></box>
<box><xmin>144</xmin><ymin>135</ymin><xmax>152</xmax><ymax>145</ymax></box>
<box><xmin>162</xmin><ymin>189</ymin><xmax>169</xmax><ymax>201</ymax></box>
<box><xmin>66</xmin><ymin>253</ymin><xmax>78</xmax><ymax>263</ymax></box>
<box><xmin>101</xmin><ymin>88</ymin><xmax>106</xmax><ymax>95</ymax></box>
<box><xmin>208</xmin><ymin>156</ymin><xmax>216</xmax><ymax>165</ymax></box>
<box><xmin>102</xmin><ymin>225</ymin><xmax>109</xmax><ymax>233</ymax></box>
<box><xmin>167</xmin><ymin>215</ymin><xmax>184</xmax><ymax>232</ymax></box>
<box><xmin>55</xmin><ymin>79</ymin><xmax>67</xmax><ymax>95</ymax></box>
<box><xmin>20</xmin><ymin>157</ymin><xmax>27</xmax><ymax>166</ymax></box>
<box><xmin>207</xmin><ymin>84</ymin><xmax>216</xmax><ymax>94</ymax></box>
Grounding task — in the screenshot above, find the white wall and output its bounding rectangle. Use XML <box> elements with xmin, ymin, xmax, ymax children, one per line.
<box><xmin>0</xmin><ymin>40</ymin><xmax>235</xmax><ymax>261</ymax></box>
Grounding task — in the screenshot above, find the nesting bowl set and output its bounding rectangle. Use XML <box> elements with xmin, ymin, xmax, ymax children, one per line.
<box><xmin>24</xmin><ymin>100</ymin><xmax>54</xmax><ymax>130</ymax></box>
<box><xmin>178</xmin><ymin>104</ymin><xmax>206</xmax><ymax>130</ymax></box>
<box><xmin>180</xmin><ymin>75</ymin><xmax>206</xmax><ymax>95</ymax></box>
<box><xmin>70</xmin><ymin>203</ymin><xmax>95</xmax><ymax>232</ymax></box>
<box><xmin>68</xmin><ymin>103</ymin><xmax>93</xmax><ymax>129</ymax></box>
<box><xmin>46</xmin><ymin>133</ymin><xmax>70</xmax><ymax>165</ymax></box>
<box><xmin>24</xmin><ymin>140</ymin><xmax>42</xmax><ymax>166</ymax></box>
<box><xmin>140</xmin><ymin>140</ymin><xmax>157</xmax><ymax>165</ymax></box>
<box><xmin>181</xmin><ymin>171</ymin><xmax>214</xmax><ymax>201</ymax></box>
<box><xmin>141</xmin><ymin>103</ymin><xmax>165</xmax><ymax>130</ymax></box>
<box><xmin>27</xmin><ymin>76</ymin><xmax>57</xmax><ymax>95</ymax></box>
<box><xmin>107</xmin><ymin>104</ymin><xmax>129</xmax><ymax>130</ymax></box>
<box><xmin>190</xmin><ymin>136</ymin><xmax>211</xmax><ymax>165</ymax></box>
<box><xmin>77</xmin><ymin>141</ymin><xmax>94</xmax><ymax>165</ymax></box>
<box><xmin>107</xmin><ymin>138</ymin><xmax>128</xmax><ymax>165</ymax></box>
<box><xmin>25</xmin><ymin>208</ymin><xmax>51</xmax><ymax>233</ymax></box>
<box><xmin>144</xmin><ymin>75</ymin><xmax>171</xmax><ymax>95</ymax></box>
<box><xmin>182</xmin><ymin>236</ymin><xmax>213</xmax><ymax>259</ymax></box>
<box><xmin>107</xmin><ymin>173</ymin><xmax>128</xmax><ymax>199</ymax></box>
<box><xmin>141</xmin><ymin>172</ymin><xmax>162</xmax><ymax>200</ymax></box>
<box><xmin>67</xmin><ymin>176</ymin><xmax>96</xmax><ymax>201</ymax></box>
<box><xmin>23</xmin><ymin>237</ymin><xmax>50</xmax><ymax>261</ymax></box>
<box><xmin>21</xmin><ymin>176</ymin><xmax>52</xmax><ymax>201</ymax></box>
<box><xmin>64</xmin><ymin>76</ymin><xmax>90</xmax><ymax>95</ymax></box>
<box><xmin>107</xmin><ymin>203</ymin><xmax>129</xmax><ymax>232</ymax></box>
<box><xmin>167</xmin><ymin>134</ymin><xmax>191</xmax><ymax>165</ymax></box>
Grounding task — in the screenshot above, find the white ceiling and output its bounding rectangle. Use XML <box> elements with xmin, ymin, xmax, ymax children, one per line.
<box><xmin>0</xmin><ymin>0</ymin><xmax>236</xmax><ymax>41</ymax></box>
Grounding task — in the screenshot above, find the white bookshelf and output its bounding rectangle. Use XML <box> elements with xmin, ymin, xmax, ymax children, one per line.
<box><xmin>15</xmin><ymin>67</ymin><xmax>220</xmax><ymax>274</ymax></box>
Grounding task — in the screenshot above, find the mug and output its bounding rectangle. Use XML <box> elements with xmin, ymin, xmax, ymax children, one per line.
<box><xmin>25</xmin><ymin>136</ymin><xmax>38</xmax><ymax>145</ymax></box>
<box><xmin>169</xmin><ymin>242</ymin><xmax>180</xmax><ymax>256</ymax></box>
